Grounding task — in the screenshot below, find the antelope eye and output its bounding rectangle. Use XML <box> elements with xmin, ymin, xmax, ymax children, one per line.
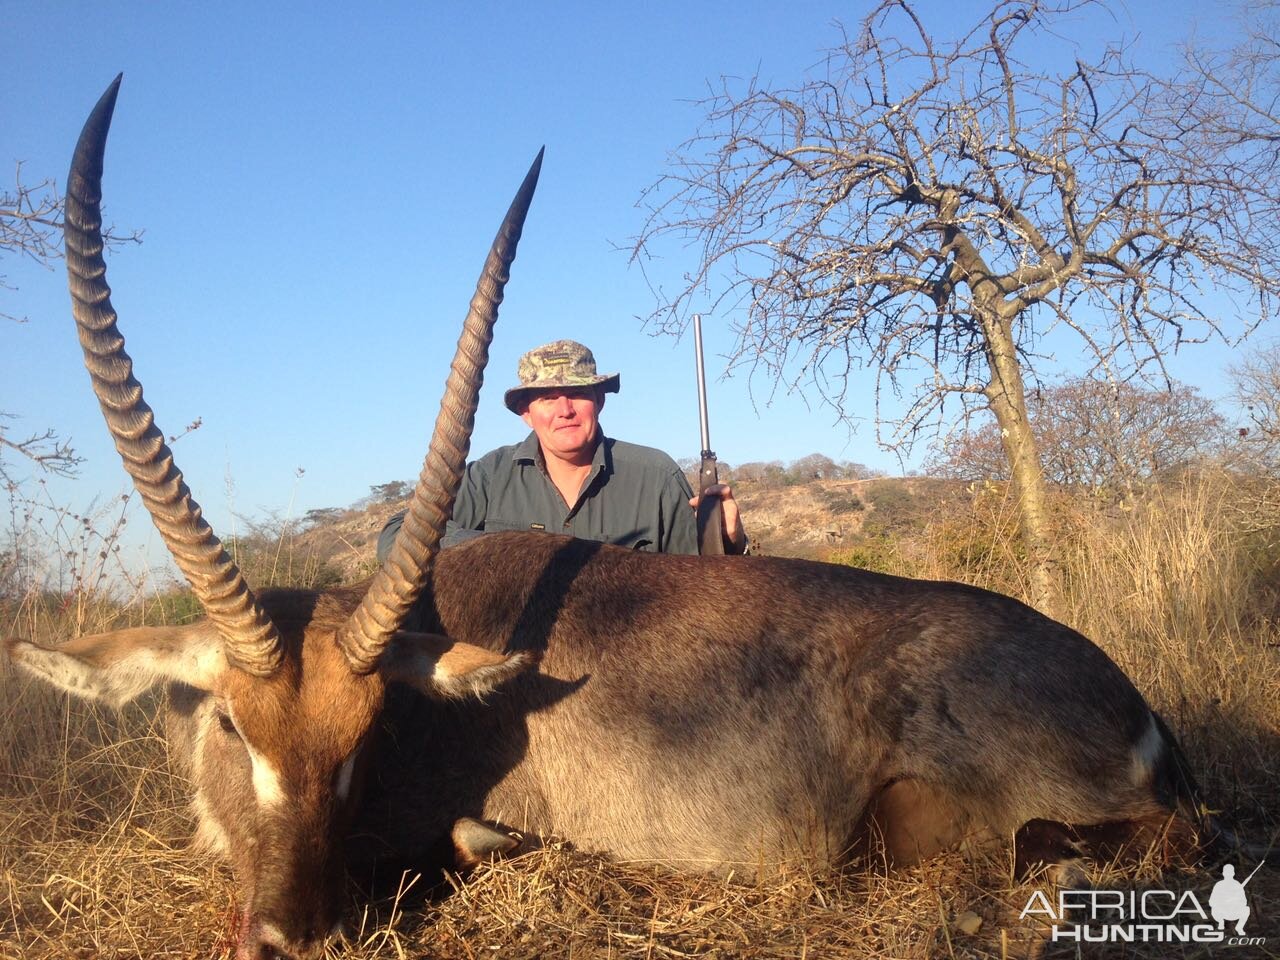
<box><xmin>216</xmin><ymin>711</ymin><xmax>238</xmax><ymax>736</ymax></box>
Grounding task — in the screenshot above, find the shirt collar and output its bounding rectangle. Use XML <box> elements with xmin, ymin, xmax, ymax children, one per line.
<box><xmin>513</xmin><ymin>431</ymin><xmax>542</xmax><ymax>464</ymax></box>
<box><xmin>513</xmin><ymin>430</ymin><xmax>612</xmax><ymax>478</ymax></box>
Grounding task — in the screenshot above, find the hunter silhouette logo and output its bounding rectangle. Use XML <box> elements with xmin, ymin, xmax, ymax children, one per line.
<box><xmin>1021</xmin><ymin>861</ymin><xmax>1266</xmax><ymax>946</ymax></box>
<box><xmin>1210</xmin><ymin>862</ymin><xmax>1264</xmax><ymax>935</ymax></box>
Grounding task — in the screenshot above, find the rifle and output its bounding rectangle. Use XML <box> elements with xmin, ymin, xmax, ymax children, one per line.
<box><xmin>1240</xmin><ymin>860</ymin><xmax>1266</xmax><ymax>887</ymax></box>
<box><xmin>692</xmin><ymin>313</ymin><xmax>725</xmax><ymax>555</ymax></box>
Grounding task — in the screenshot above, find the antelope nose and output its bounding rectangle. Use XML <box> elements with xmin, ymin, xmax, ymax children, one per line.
<box><xmin>237</xmin><ymin>935</ymin><xmax>282</xmax><ymax>960</ymax></box>
<box><xmin>242</xmin><ymin>928</ymin><xmax>326</xmax><ymax>960</ymax></box>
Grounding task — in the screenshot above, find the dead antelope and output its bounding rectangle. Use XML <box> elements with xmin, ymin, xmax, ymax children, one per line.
<box><xmin>7</xmin><ymin>78</ymin><xmax>1238</xmax><ymax>960</ymax></box>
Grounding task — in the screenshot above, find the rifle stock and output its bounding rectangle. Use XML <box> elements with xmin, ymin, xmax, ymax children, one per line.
<box><xmin>696</xmin><ymin>453</ymin><xmax>725</xmax><ymax>555</ymax></box>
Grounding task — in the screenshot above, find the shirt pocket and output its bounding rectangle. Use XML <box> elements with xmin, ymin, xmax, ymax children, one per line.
<box><xmin>606</xmin><ymin>530</ymin><xmax>656</xmax><ymax>551</ymax></box>
<box><xmin>484</xmin><ymin>518</ymin><xmax>542</xmax><ymax>533</ymax></box>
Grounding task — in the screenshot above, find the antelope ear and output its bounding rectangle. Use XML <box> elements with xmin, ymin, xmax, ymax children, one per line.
<box><xmin>5</xmin><ymin>625</ymin><xmax>225</xmax><ymax>707</ymax></box>
<box><xmin>380</xmin><ymin>632</ymin><xmax>539</xmax><ymax>699</ymax></box>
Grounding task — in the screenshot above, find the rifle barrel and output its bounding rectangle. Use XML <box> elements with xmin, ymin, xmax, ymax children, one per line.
<box><xmin>1241</xmin><ymin>860</ymin><xmax>1266</xmax><ymax>887</ymax></box>
<box><xmin>694</xmin><ymin>314</ymin><xmax>712</xmax><ymax>455</ymax></box>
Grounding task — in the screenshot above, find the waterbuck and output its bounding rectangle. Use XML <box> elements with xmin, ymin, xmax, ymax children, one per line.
<box><xmin>7</xmin><ymin>79</ymin><xmax>1230</xmax><ymax>960</ymax></box>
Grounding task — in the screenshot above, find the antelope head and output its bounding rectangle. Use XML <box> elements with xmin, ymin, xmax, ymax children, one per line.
<box><xmin>5</xmin><ymin>76</ymin><xmax>542</xmax><ymax>960</ymax></box>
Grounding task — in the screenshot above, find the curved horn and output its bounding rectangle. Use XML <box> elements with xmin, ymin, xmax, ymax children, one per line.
<box><xmin>65</xmin><ymin>76</ymin><xmax>283</xmax><ymax>676</ymax></box>
<box><xmin>338</xmin><ymin>149</ymin><xmax>544</xmax><ymax>673</ymax></box>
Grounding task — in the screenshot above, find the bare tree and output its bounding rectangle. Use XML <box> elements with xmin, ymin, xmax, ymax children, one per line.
<box><xmin>926</xmin><ymin>378</ymin><xmax>1225</xmax><ymax>494</ymax></box>
<box><xmin>735</xmin><ymin>460</ymin><xmax>787</xmax><ymax>487</ymax></box>
<box><xmin>1168</xmin><ymin>3</ymin><xmax>1280</xmax><ymax>158</ymax></box>
<box><xmin>633</xmin><ymin>0</ymin><xmax>1280</xmax><ymax>615</ymax></box>
<box><xmin>1</xmin><ymin>163</ymin><xmax>141</xmax><ymax>483</ymax></box>
<box><xmin>790</xmin><ymin>452</ymin><xmax>840</xmax><ymax>481</ymax></box>
<box><xmin>1230</xmin><ymin>342</ymin><xmax>1280</xmax><ymax>473</ymax></box>
<box><xmin>0</xmin><ymin>418</ymin><xmax>81</xmax><ymax>484</ymax></box>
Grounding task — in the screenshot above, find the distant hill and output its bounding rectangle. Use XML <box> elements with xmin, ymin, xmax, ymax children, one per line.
<box><xmin>730</xmin><ymin>475</ymin><xmax>964</xmax><ymax>558</ymax></box>
<box><xmin>285</xmin><ymin>475</ymin><xmax>968</xmax><ymax>581</ymax></box>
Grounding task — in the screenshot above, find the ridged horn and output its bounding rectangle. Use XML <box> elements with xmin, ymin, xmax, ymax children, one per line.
<box><xmin>65</xmin><ymin>75</ymin><xmax>283</xmax><ymax>676</ymax></box>
<box><xmin>337</xmin><ymin>149</ymin><xmax>544</xmax><ymax>673</ymax></box>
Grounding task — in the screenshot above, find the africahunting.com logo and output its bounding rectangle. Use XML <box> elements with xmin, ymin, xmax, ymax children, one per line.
<box><xmin>1020</xmin><ymin>862</ymin><xmax>1266</xmax><ymax>947</ymax></box>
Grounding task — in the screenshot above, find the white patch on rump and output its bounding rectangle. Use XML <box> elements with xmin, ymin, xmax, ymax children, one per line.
<box><xmin>1129</xmin><ymin>712</ymin><xmax>1165</xmax><ymax>786</ymax></box>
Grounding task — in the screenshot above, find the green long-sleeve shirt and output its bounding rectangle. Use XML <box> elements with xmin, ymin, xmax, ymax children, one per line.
<box><xmin>377</xmin><ymin>431</ymin><xmax>699</xmax><ymax>562</ymax></box>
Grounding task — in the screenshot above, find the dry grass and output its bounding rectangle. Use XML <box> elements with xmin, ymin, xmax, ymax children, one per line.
<box><xmin>3</xmin><ymin>751</ymin><xmax>1275</xmax><ymax>960</ymax></box>
<box><xmin>2</xmin><ymin>472</ymin><xmax>1277</xmax><ymax>958</ymax></box>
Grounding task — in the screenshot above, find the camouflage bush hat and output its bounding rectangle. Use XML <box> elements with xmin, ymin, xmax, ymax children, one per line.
<box><xmin>503</xmin><ymin>339</ymin><xmax>621</xmax><ymax>413</ymax></box>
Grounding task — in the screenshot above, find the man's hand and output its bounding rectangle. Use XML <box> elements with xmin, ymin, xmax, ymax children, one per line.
<box><xmin>689</xmin><ymin>483</ymin><xmax>747</xmax><ymax>553</ymax></box>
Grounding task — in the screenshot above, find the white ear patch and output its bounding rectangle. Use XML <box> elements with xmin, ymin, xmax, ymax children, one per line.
<box><xmin>8</xmin><ymin>630</ymin><xmax>225</xmax><ymax>708</ymax></box>
<box><xmin>8</xmin><ymin>640</ymin><xmax>112</xmax><ymax>699</ymax></box>
<box><xmin>432</xmin><ymin>648</ymin><xmax>540</xmax><ymax>699</ymax></box>
<box><xmin>380</xmin><ymin>633</ymin><xmax>540</xmax><ymax>700</ymax></box>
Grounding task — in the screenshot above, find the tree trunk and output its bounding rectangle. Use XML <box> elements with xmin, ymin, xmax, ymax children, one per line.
<box><xmin>975</xmin><ymin>305</ymin><xmax>1060</xmax><ymax>619</ymax></box>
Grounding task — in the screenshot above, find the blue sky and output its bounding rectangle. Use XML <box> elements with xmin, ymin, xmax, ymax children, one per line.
<box><xmin>2</xmin><ymin>2</ymin><xmax>1256</xmax><ymax>577</ymax></box>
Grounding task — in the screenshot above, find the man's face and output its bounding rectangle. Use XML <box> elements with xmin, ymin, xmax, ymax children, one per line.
<box><xmin>520</xmin><ymin>386</ymin><xmax>603</xmax><ymax>464</ymax></box>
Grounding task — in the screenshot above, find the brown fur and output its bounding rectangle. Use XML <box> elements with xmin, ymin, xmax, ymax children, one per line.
<box><xmin>351</xmin><ymin>532</ymin><xmax>1203</xmax><ymax>878</ymax></box>
<box><xmin>164</xmin><ymin>588</ymin><xmax>385</xmax><ymax>955</ymax></box>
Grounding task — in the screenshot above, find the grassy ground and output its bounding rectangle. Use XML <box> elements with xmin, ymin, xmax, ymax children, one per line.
<box><xmin>1</xmin><ymin>472</ymin><xmax>1277</xmax><ymax>958</ymax></box>
<box><xmin>2</xmin><ymin>751</ymin><xmax>1275</xmax><ymax>959</ymax></box>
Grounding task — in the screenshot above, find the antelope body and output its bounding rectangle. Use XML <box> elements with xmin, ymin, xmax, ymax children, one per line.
<box><xmin>360</xmin><ymin>531</ymin><xmax>1201</xmax><ymax>877</ymax></box>
<box><xmin>6</xmin><ymin>79</ymin><xmax>1219</xmax><ymax>960</ymax></box>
